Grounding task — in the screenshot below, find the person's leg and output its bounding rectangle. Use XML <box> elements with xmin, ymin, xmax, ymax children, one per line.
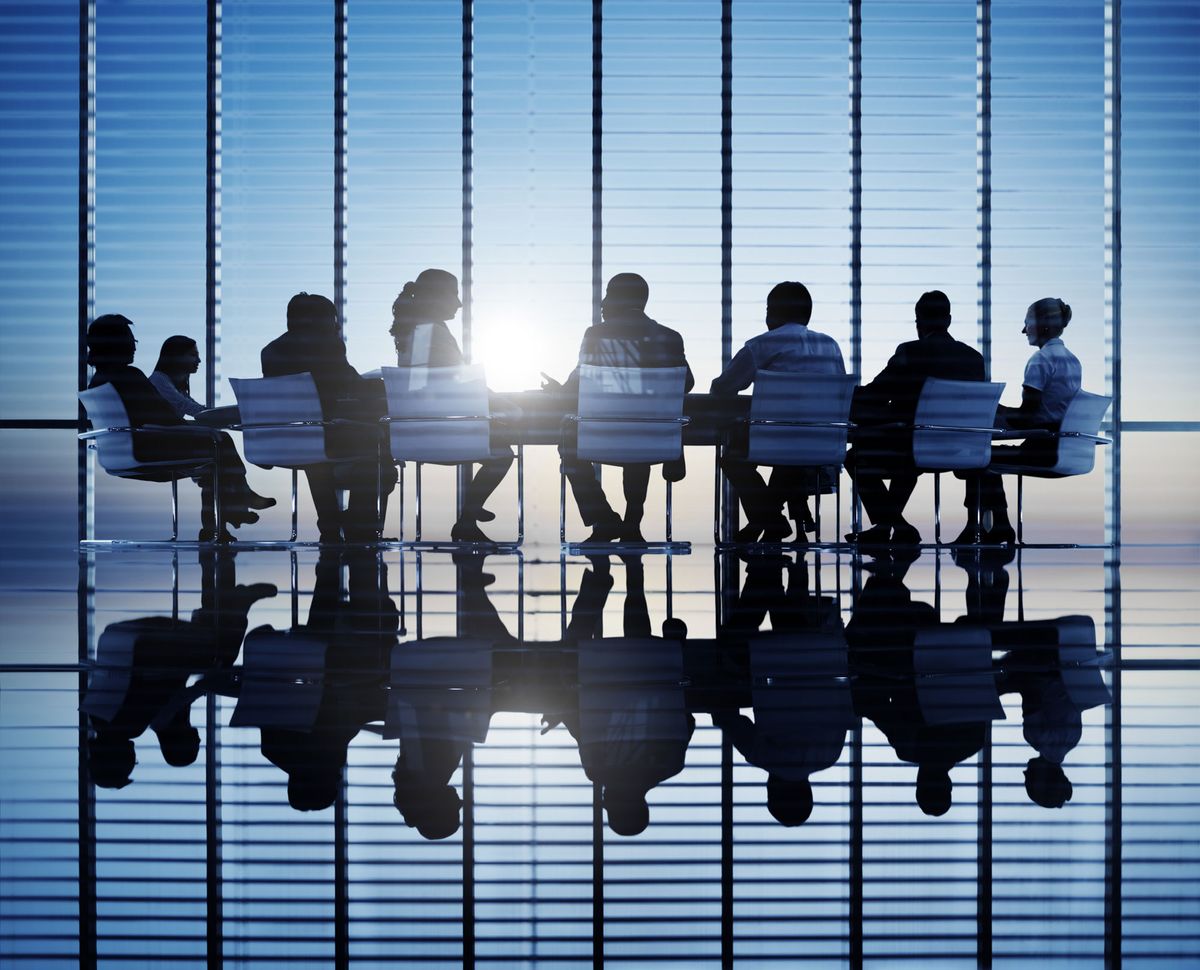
<box><xmin>621</xmin><ymin>463</ymin><xmax>651</xmax><ymax>538</ymax></box>
<box><xmin>559</xmin><ymin>442</ymin><xmax>620</xmax><ymax>533</ymax></box>
<box><xmin>887</xmin><ymin>470</ymin><xmax>922</xmax><ymax>543</ymax></box>
<box><xmin>461</xmin><ymin>452</ymin><xmax>514</xmax><ymax>521</ymax></box>
<box><xmin>305</xmin><ymin>464</ymin><xmax>343</xmax><ymax>542</ymax></box>
<box><xmin>846</xmin><ymin>463</ymin><xmax>894</xmax><ymax>533</ymax></box>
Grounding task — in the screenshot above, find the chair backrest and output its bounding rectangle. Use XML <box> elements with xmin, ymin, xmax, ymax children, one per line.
<box><xmin>913</xmin><ymin>624</ymin><xmax>1006</xmax><ymax>725</ymax></box>
<box><xmin>381</xmin><ymin>364</ymin><xmax>493</xmax><ymax>462</ymax></box>
<box><xmin>746</xmin><ymin>371</ymin><xmax>857</xmax><ymax>466</ymax></box>
<box><xmin>230</xmin><ymin>627</ymin><xmax>329</xmax><ymax>731</ymax></box>
<box><xmin>79</xmin><ymin>385</ymin><xmax>140</xmax><ymax>473</ymax></box>
<box><xmin>576</xmin><ymin>364</ymin><xmax>687</xmax><ymax>464</ymax></box>
<box><xmin>912</xmin><ymin>378</ymin><xmax>1005</xmax><ymax>471</ymax></box>
<box><xmin>1048</xmin><ymin>390</ymin><xmax>1111</xmax><ymax>476</ymax></box>
<box><xmin>230</xmin><ymin>373</ymin><xmax>330</xmax><ymax>468</ymax></box>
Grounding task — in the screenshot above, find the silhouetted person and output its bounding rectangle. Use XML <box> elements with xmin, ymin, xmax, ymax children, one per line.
<box><xmin>83</xmin><ymin>548</ymin><xmax>274</xmax><ymax>788</ymax></box>
<box><xmin>546</xmin><ymin>273</ymin><xmax>695</xmax><ymax>543</ymax></box>
<box><xmin>959</xmin><ymin>297</ymin><xmax>1081</xmax><ymax>544</ymax></box>
<box><xmin>846</xmin><ymin>549</ymin><xmax>987</xmax><ymax>816</ymax></box>
<box><xmin>390</xmin><ymin>269</ymin><xmax>517</xmax><ymax>543</ymax></box>
<box><xmin>845</xmin><ymin>291</ymin><xmax>985</xmax><ymax>545</ymax></box>
<box><xmin>712</xmin><ymin>282</ymin><xmax>846</xmax><ymax>542</ymax></box>
<box><xmin>86</xmin><ymin>315</ymin><xmax>261</xmax><ymax>541</ymax></box>
<box><xmin>149</xmin><ymin>334</ymin><xmax>275</xmax><ymax>511</ymax></box>
<box><xmin>261</xmin><ymin>293</ymin><xmax>397</xmax><ymax>542</ymax></box>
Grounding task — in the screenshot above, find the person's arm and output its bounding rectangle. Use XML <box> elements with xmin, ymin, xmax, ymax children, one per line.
<box><xmin>709</xmin><ymin>345</ymin><xmax>755</xmax><ymax>396</ymax></box>
<box><xmin>1002</xmin><ymin>353</ymin><xmax>1050</xmax><ymax>428</ymax></box>
<box><xmin>149</xmin><ymin>371</ymin><xmax>205</xmax><ymax>419</ymax></box>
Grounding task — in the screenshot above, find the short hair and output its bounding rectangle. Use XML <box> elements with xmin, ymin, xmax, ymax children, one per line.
<box><xmin>603</xmin><ymin>785</ymin><xmax>650</xmax><ymax>836</ymax></box>
<box><xmin>766</xmin><ymin>282</ymin><xmax>813</xmax><ymax>327</ymax></box>
<box><xmin>767</xmin><ymin>775</ymin><xmax>814</xmax><ymax>826</ymax></box>
<box><xmin>86</xmin><ymin>314</ymin><xmax>136</xmax><ymax>367</ymax></box>
<box><xmin>286</xmin><ymin>292</ymin><xmax>337</xmax><ymax>332</ymax></box>
<box><xmin>915</xmin><ymin>290</ymin><xmax>952</xmax><ymax>327</ymax></box>
<box><xmin>87</xmin><ymin>733</ymin><xmax>135</xmax><ymax>789</ymax></box>
<box><xmin>605</xmin><ymin>273</ymin><xmax>650</xmax><ymax>310</ymax></box>
<box><xmin>1024</xmin><ymin>756</ymin><xmax>1073</xmax><ymax>809</ymax></box>
<box><xmin>393</xmin><ymin>779</ymin><xmax>463</xmax><ymax>840</ymax></box>
<box><xmin>916</xmin><ymin>764</ymin><xmax>953</xmax><ymax>816</ymax></box>
<box><xmin>156</xmin><ymin>724</ymin><xmax>201</xmax><ymax>767</ymax></box>
<box><xmin>288</xmin><ymin>773</ymin><xmax>339</xmax><ymax>812</ymax></box>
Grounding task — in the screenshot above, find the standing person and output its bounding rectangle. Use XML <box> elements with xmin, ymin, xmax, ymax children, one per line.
<box><xmin>85</xmin><ymin>315</ymin><xmax>260</xmax><ymax>541</ymax></box>
<box><xmin>545</xmin><ymin>273</ymin><xmax>695</xmax><ymax>543</ymax></box>
<box><xmin>150</xmin><ymin>335</ymin><xmax>275</xmax><ymax>512</ymax></box>
<box><xmin>710</xmin><ymin>281</ymin><xmax>846</xmax><ymax>542</ymax></box>
<box><xmin>961</xmin><ymin>297</ymin><xmax>1081</xmax><ymax>544</ymax></box>
<box><xmin>845</xmin><ymin>291</ymin><xmax>985</xmax><ymax>545</ymax></box>
<box><xmin>261</xmin><ymin>293</ymin><xmax>397</xmax><ymax>543</ymax></box>
<box><xmin>389</xmin><ymin>268</ymin><xmax>516</xmax><ymax>543</ymax></box>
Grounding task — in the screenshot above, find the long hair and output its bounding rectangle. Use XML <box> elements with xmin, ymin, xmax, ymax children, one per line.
<box><xmin>153</xmin><ymin>335</ymin><xmax>199</xmax><ymax>393</ymax></box>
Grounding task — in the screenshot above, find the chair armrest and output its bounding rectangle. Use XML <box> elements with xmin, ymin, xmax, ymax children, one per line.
<box><xmin>745</xmin><ymin>419</ymin><xmax>854</xmax><ymax>429</ymax></box>
<box><xmin>911</xmin><ymin>423</ymin><xmax>998</xmax><ymax>435</ymax></box>
<box><xmin>230</xmin><ymin>419</ymin><xmax>336</xmax><ymax>431</ymax></box>
<box><xmin>570</xmin><ymin>415</ymin><xmax>690</xmax><ymax>426</ymax></box>
<box><xmin>380</xmin><ymin>415</ymin><xmax>492</xmax><ymax>424</ymax></box>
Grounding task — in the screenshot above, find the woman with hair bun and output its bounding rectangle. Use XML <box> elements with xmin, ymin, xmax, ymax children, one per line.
<box><xmin>959</xmin><ymin>297</ymin><xmax>1082</xmax><ymax>544</ymax></box>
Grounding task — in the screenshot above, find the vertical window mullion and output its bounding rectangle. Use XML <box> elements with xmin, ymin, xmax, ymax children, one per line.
<box><xmin>206</xmin><ymin>0</ymin><xmax>221</xmax><ymax>407</ymax></box>
<box><xmin>334</xmin><ymin>0</ymin><xmax>348</xmax><ymax>337</ymax></box>
<box><xmin>977</xmin><ymin>0</ymin><xmax>992</xmax><ymax>377</ymax></box>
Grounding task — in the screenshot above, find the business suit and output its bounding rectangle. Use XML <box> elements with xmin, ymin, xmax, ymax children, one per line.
<box><xmin>847</xmin><ymin>329</ymin><xmax>985</xmax><ymax>531</ymax></box>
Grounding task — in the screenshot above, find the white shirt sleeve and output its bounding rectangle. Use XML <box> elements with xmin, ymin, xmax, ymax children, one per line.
<box><xmin>1022</xmin><ymin>350</ymin><xmax>1052</xmax><ymax>391</ymax></box>
<box><xmin>149</xmin><ymin>370</ymin><xmax>206</xmax><ymax>418</ymax></box>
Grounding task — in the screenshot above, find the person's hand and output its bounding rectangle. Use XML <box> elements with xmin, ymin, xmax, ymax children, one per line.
<box><xmin>540</xmin><ymin>372</ymin><xmax>562</xmax><ymax>392</ymax></box>
<box><xmin>540</xmin><ymin>714</ymin><xmax>563</xmax><ymax>735</ymax></box>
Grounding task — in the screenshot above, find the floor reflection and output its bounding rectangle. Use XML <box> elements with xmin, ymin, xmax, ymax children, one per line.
<box><xmin>3</xmin><ymin>542</ymin><xmax>1198</xmax><ymax>964</ymax></box>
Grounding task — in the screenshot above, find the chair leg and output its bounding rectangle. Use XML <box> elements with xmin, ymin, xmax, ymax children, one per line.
<box><xmin>1016</xmin><ymin>474</ymin><xmax>1024</xmax><ymax>545</ymax></box>
<box><xmin>814</xmin><ymin>487</ymin><xmax>822</xmax><ymax>544</ymax></box>
<box><xmin>835</xmin><ymin>477</ymin><xmax>841</xmax><ymax>546</ymax></box>
<box><xmin>666</xmin><ymin>480</ymin><xmax>673</xmax><ymax>542</ymax></box>
<box><xmin>713</xmin><ymin>446</ymin><xmax>722</xmax><ymax>544</ymax></box>
<box><xmin>171</xmin><ymin>479</ymin><xmax>179</xmax><ymax>542</ymax></box>
<box><xmin>559</xmin><ymin>461</ymin><xmax>567</xmax><ymax>543</ymax></box>
<box><xmin>290</xmin><ymin>469</ymin><xmax>299</xmax><ymax>543</ymax></box>
<box><xmin>516</xmin><ymin>445</ymin><xmax>525</xmax><ymax>544</ymax></box>
<box><xmin>934</xmin><ymin>472</ymin><xmax>942</xmax><ymax>546</ymax></box>
<box><xmin>398</xmin><ymin>463</ymin><xmax>405</xmax><ymax>543</ymax></box>
<box><xmin>415</xmin><ymin>463</ymin><xmax>423</xmax><ymax>542</ymax></box>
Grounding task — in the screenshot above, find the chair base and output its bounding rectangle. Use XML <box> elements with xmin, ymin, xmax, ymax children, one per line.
<box><xmin>564</xmin><ymin>540</ymin><xmax>690</xmax><ymax>556</ymax></box>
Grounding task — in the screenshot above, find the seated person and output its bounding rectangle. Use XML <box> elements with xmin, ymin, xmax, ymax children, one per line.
<box><xmin>261</xmin><ymin>293</ymin><xmax>397</xmax><ymax>543</ymax></box>
<box><xmin>960</xmin><ymin>297</ymin><xmax>1081</xmax><ymax>545</ymax></box>
<box><xmin>545</xmin><ymin>273</ymin><xmax>694</xmax><ymax>543</ymax></box>
<box><xmin>86</xmin><ymin>315</ymin><xmax>262</xmax><ymax>541</ymax></box>
<box><xmin>845</xmin><ymin>291</ymin><xmax>985</xmax><ymax>545</ymax></box>
<box><xmin>149</xmin><ymin>334</ymin><xmax>274</xmax><ymax>512</ymax></box>
<box><xmin>390</xmin><ymin>268</ymin><xmax>516</xmax><ymax>544</ymax></box>
<box><xmin>711</xmin><ymin>281</ymin><xmax>846</xmax><ymax>542</ymax></box>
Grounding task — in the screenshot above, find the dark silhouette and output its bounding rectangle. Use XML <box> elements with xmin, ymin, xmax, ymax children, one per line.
<box><xmin>845</xmin><ymin>291</ymin><xmax>985</xmax><ymax>545</ymax></box>
<box><xmin>82</xmin><ymin>548</ymin><xmax>275</xmax><ymax>788</ymax></box>
<box><xmin>959</xmin><ymin>297</ymin><xmax>1082</xmax><ymax>544</ymax></box>
<box><xmin>390</xmin><ymin>269</ymin><xmax>517</xmax><ymax>544</ymax></box>
<box><xmin>86</xmin><ymin>315</ymin><xmax>264</xmax><ymax>541</ymax></box>
<box><xmin>547</xmin><ymin>273</ymin><xmax>695</xmax><ymax>543</ymax></box>
<box><xmin>261</xmin><ymin>293</ymin><xmax>397</xmax><ymax>542</ymax></box>
<box><xmin>711</xmin><ymin>282</ymin><xmax>846</xmax><ymax>543</ymax></box>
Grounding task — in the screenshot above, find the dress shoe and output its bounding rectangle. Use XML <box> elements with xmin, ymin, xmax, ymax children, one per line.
<box><xmin>342</xmin><ymin>524</ymin><xmax>383</xmax><ymax>543</ymax></box>
<box><xmin>224</xmin><ymin>509</ymin><xmax>259</xmax><ymax>528</ymax></box>
<box><xmin>198</xmin><ymin>527</ymin><xmax>236</xmax><ymax>543</ymax></box>
<box><xmin>845</xmin><ymin>524</ymin><xmax>890</xmax><ymax>545</ymax></box>
<box><xmin>761</xmin><ymin>516</ymin><xmax>793</xmax><ymax>543</ymax></box>
<box><xmin>450</xmin><ymin>520</ymin><xmax>495</xmax><ymax>544</ymax></box>
<box><xmin>982</xmin><ymin>524</ymin><xmax>1016</xmax><ymax>546</ymax></box>
<box><xmin>245</xmin><ymin>491</ymin><xmax>277</xmax><ymax>510</ymax></box>
<box><xmin>583</xmin><ymin>518</ymin><xmax>623</xmax><ymax>543</ymax></box>
<box><xmin>733</xmin><ymin>522</ymin><xmax>763</xmax><ymax>544</ymax></box>
<box><xmin>318</xmin><ymin>528</ymin><xmax>343</xmax><ymax>544</ymax></box>
<box><xmin>951</xmin><ymin>524</ymin><xmax>982</xmax><ymax>545</ymax></box>
<box><xmin>620</xmin><ymin>522</ymin><xmax>646</xmax><ymax>543</ymax></box>
<box><xmin>890</xmin><ymin>521</ymin><xmax>922</xmax><ymax>545</ymax></box>
<box><xmin>461</xmin><ymin>504</ymin><xmax>496</xmax><ymax>523</ymax></box>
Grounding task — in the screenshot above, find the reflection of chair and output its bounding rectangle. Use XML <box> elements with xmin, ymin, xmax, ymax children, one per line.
<box><xmin>79</xmin><ymin>385</ymin><xmax>219</xmax><ymax>542</ymax></box>
<box><xmin>1051</xmin><ymin>615</ymin><xmax>1110</xmax><ymax>710</ymax></box>
<box><xmin>229</xmin><ymin>373</ymin><xmax>338</xmax><ymax>542</ymax></box>
<box><xmin>991</xmin><ymin>391</ymin><xmax>1111</xmax><ymax>544</ymax></box>
<box><xmin>231</xmin><ymin>627</ymin><xmax>328</xmax><ymax>730</ymax></box>
<box><xmin>714</xmin><ymin>372</ymin><xmax>856</xmax><ymax>543</ymax></box>
<box><xmin>381</xmin><ymin>364</ymin><xmax>522</xmax><ymax>545</ymax></box>
<box><xmin>911</xmin><ymin>378</ymin><xmax>1006</xmax><ymax>544</ymax></box>
<box><xmin>913</xmin><ymin>625</ymin><xmax>1005</xmax><ymax>725</ymax></box>
<box><xmin>562</xmin><ymin>365</ymin><xmax>689</xmax><ymax>545</ymax></box>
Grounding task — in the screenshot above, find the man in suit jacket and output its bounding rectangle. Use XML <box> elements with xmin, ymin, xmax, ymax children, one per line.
<box><xmin>261</xmin><ymin>293</ymin><xmax>396</xmax><ymax>542</ymax></box>
<box><xmin>846</xmin><ymin>291</ymin><xmax>984</xmax><ymax>544</ymax></box>
<box><xmin>549</xmin><ymin>273</ymin><xmax>694</xmax><ymax>543</ymax></box>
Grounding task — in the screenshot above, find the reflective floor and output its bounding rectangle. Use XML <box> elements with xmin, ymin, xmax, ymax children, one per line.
<box><xmin>2</xmin><ymin>541</ymin><xmax>1198</xmax><ymax>966</ymax></box>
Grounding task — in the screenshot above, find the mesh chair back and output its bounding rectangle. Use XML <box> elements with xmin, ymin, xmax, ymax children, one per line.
<box><xmin>912</xmin><ymin>378</ymin><xmax>1004</xmax><ymax>471</ymax></box>
<box><xmin>230</xmin><ymin>373</ymin><xmax>329</xmax><ymax>468</ymax></box>
<box><xmin>746</xmin><ymin>371</ymin><xmax>856</xmax><ymax>466</ymax></box>
<box><xmin>79</xmin><ymin>385</ymin><xmax>140</xmax><ymax>472</ymax></box>
<box><xmin>1048</xmin><ymin>391</ymin><xmax>1111</xmax><ymax>476</ymax></box>
<box><xmin>577</xmin><ymin>364</ymin><xmax>687</xmax><ymax>464</ymax></box>
<box><xmin>913</xmin><ymin>625</ymin><xmax>1005</xmax><ymax>725</ymax></box>
<box><xmin>382</xmin><ymin>364</ymin><xmax>493</xmax><ymax>462</ymax></box>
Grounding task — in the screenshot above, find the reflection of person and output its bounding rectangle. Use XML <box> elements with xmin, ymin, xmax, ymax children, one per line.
<box><xmin>845</xmin><ymin>291</ymin><xmax>985</xmax><ymax>545</ymax></box>
<box><xmin>86</xmin><ymin>315</ymin><xmax>262</xmax><ymax>541</ymax></box>
<box><xmin>711</xmin><ymin>282</ymin><xmax>846</xmax><ymax>543</ymax></box>
<box><xmin>960</xmin><ymin>298</ymin><xmax>1082</xmax><ymax>544</ymax></box>
<box><xmin>547</xmin><ymin>273</ymin><xmax>695</xmax><ymax>543</ymax></box>
<box><xmin>390</xmin><ymin>269</ymin><xmax>516</xmax><ymax>543</ymax></box>
<box><xmin>261</xmin><ymin>293</ymin><xmax>397</xmax><ymax>542</ymax></box>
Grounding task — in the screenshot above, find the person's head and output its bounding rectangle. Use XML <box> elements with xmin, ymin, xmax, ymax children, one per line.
<box><xmin>392</xmin><ymin>268</ymin><xmax>462</xmax><ymax>328</ymax></box>
<box><xmin>601</xmin><ymin>273</ymin><xmax>650</xmax><ymax>320</ymax></box>
<box><xmin>86</xmin><ymin>314</ymin><xmax>137</xmax><ymax>369</ymax></box>
<box><xmin>392</xmin><ymin>775</ymin><xmax>463</xmax><ymax>840</ymax></box>
<box><xmin>286</xmin><ymin>292</ymin><xmax>338</xmax><ymax>334</ymax></box>
<box><xmin>155</xmin><ymin>723</ymin><xmax>201</xmax><ymax>767</ymax></box>
<box><xmin>87</xmin><ymin>731</ymin><xmax>136</xmax><ymax>789</ymax></box>
<box><xmin>1023</xmin><ymin>297</ymin><xmax>1072</xmax><ymax>347</ymax></box>
<box><xmin>766</xmin><ymin>775</ymin><xmax>814</xmax><ymax>826</ymax></box>
<box><xmin>603</xmin><ymin>783</ymin><xmax>650</xmax><ymax>836</ymax></box>
<box><xmin>153</xmin><ymin>336</ymin><xmax>201</xmax><ymax>388</ymax></box>
<box><xmin>915</xmin><ymin>290</ymin><xmax>952</xmax><ymax>337</ymax></box>
<box><xmin>765</xmin><ymin>281</ymin><xmax>813</xmax><ymax>330</ymax></box>
<box><xmin>287</xmin><ymin>772</ymin><xmax>340</xmax><ymax>812</ymax></box>
<box><xmin>1024</xmin><ymin>755</ymin><xmax>1073</xmax><ymax>809</ymax></box>
<box><xmin>916</xmin><ymin>763</ymin><xmax>953</xmax><ymax>816</ymax></box>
